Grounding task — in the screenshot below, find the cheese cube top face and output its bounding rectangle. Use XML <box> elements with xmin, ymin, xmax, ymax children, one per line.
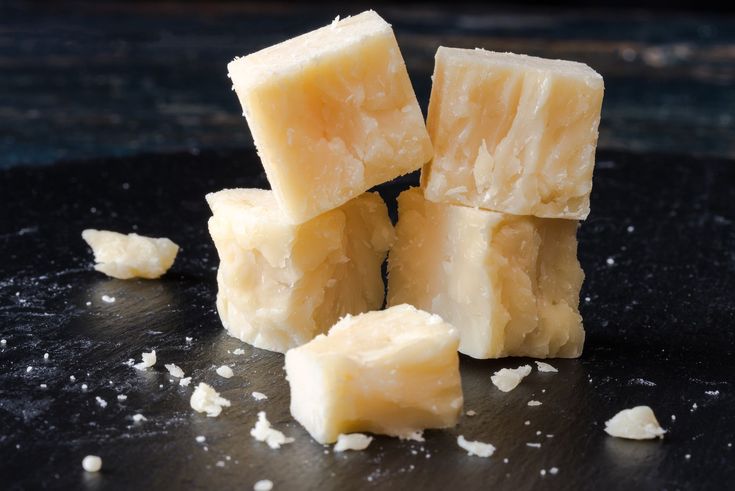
<box><xmin>285</xmin><ymin>304</ymin><xmax>463</xmax><ymax>444</ymax></box>
<box><xmin>422</xmin><ymin>47</ymin><xmax>604</xmax><ymax>220</ymax></box>
<box><xmin>207</xmin><ymin>189</ymin><xmax>394</xmax><ymax>353</ymax></box>
<box><xmin>228</xmin><ymin>11</ymin><xmax>433</xmax><ymax>224</ymax></box>
<box><xmin>387</xmin><ymin>188</ymin><xmax>584</xmax><ymax>359</ymax></box>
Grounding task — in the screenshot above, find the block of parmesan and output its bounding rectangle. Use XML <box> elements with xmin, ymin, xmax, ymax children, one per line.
<box><xmin>422</xmin><ymin>47</ymin><xmax>604</xmax><ymax>220</ymax></box>
<box><xmin>82</xmin><ymin>229</ymin><xmax>179</xmax><ymax>279</ymax></box>
<box><xmin>387</xmin><ymin>188</ymin><xmax>584</xmax><ymax>359</ymax></box>
<box><xmin>207</xmin><ymin>189</ymin><xmax>394</xmax><ymax>353</ymax></box>
<box><xmin>285</xmin><ymin>304</ymin><xmax>463</xmax><ymax>444</ymax></box>
<box><xmin>228</xmin><ymin>11</ymin><xmax>433</xmax><ymax>224</ymax></box>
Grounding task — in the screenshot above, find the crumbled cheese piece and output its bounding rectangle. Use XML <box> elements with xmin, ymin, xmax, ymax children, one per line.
<box><xmin>95</xmin><ymin>396</ymin><xmax>107</xmax><ymax>408</ymax></box>
<box><xmin>132</xmin><ymin>413</ymin><xmax>147</xmax><ymax>422</ymax></box>
<box><xmin>0</xmin><ymin>339</ymin><xmax>6</xmax><ymax>346</ymax></box>
<box><xmin>233</xmin><ymin>348</ymin><xmax>245</xmax><ymax>355</ymax></box>
<box><xmin>194</xmin><ymin>436</ymin><xmax>205</xmax><ymax>443</ymax></box>
<box><xmin>627</xmin><ymin>225</ymin><xmax>635</xmax><ymax>233</ymax></box>
<box><xmin>399</xmin><ymin>431</ymin><xmax>425</xmax><ymax>442</ymax></box>
<box><xmin>164</xmin><ymin>363</ymin><xmax>185</xmax><ymax>378</ymax></box>
<box><xmin>535</xmin><ymin>361</ymin><xmax>558</xmax><ymax>373</ymax></box>
<box><xmin>250</xmin><ymin>411</ymin><xmax>294</xmax><ymax>449</ymax></box>
<box><xmin>457</xmin><ymin>435</ymin><xmax>495</xmax><ymax>457</ymax></box>
<box><xmin>685</xmin><ymin>454</ymin><xmax>691</xmax><ymax>460</ymax></box>
<box><xmin>705</xmin><ymin>390</ymin><xmax>720</xmax><ymax>396</ymax></box>
<box><xmin>216</xmin><ymin>365</ymin><xmax>234</xmax><ymax>379</ymax></box>
<box><xmin>524</xmin><ymin>420</ymin><xmax>531</xmax><ymax>426</ymax></box>
<box><xmin>254</xmin><ymin>480</ymin><xmax>274</xmax><ymax>491</ymax></box>
<box><xmin>333</xmin><ymin>433</ymin><xmax>373</xmax><ymax>452</ymax></box>
<box><xmin>528</xmin><ymin>400</ymin><xmax>542</xmax><ymax>407</ymax></box>
<box><xmin>40</xmin><ymin>383</ymin><xmax>47</xmax><ymax>389</ymax></box>
<box><xmin>527</xmin><ymin>442</ymin><xmax>542</xmax><ymax>448</ymax></box>
<box><xmin>540</xmin><ymin>469</ymin><xmax>547</xmax><ymax>476</ymax></box>
<box><xmin>101</xmin><ymin>295</ymin><xmax>116</xmax><ymax>303</ymax></box>
<box><xmin>185</xmin><ymin>337</ymin><xmax>193</xmax><ymax>343</ymax></box>
<box><xmin>549</xmin><ymin>467</ymin><xmax>559</xmax><ymax>475</ymax></box>
<box><xmin>43</xmin><ymin>353</ymin><xmax>49</xmax><ymax>360</ymax></box>
<box><xmin>124</xmin><ymin>358</ymin><xmax>135</xmax><ymax>367</ymax></box>
<box><xmin>466</xmin><ymin>410</ymin><xmax>477</xmax><ymax>417</ymax></box>
<box><xmin>117</xmin><ymin>394</ymin><xmax>127</xmax><ymax>401</ymax></box>
<box><xmin>252</xmin><ymin>391</ymin><xmax>268</xmax><ymax>401</ymax></box>
<box><xmin>82</xmin><ymin>229</ymin><xmax>179</xmax><ymax>279</ymax></box>
<box><xmin>216</xmin><ymin>461</ymin><xmax>225</xmax><ymax>468</ymax></box>
<box><xmin>491</xmin><ymin>365</ymin><xmax>532</xmax><ymax>392</ymax></box>
<box><xmin>606</xmin><ymin>257</ymin><xmax>615</xmax><ymax>266</ymax></box>
<box><xmin>133</xmin><ymin>350</ymin><xmax>156</xmax><ymax>371</ymax></box>
<box><xmin>81</xmin><ymin>384</ymin><xmax>88</xmax><ymax>390</ymax></box>
<box><xmin>190</xmin><ymin>383</ymin><xmax>231</xmax><ymax>417</ymax></box>
<box><xmin>82</xmin><ymin>455</ymin><xmax>102</xmax><ymax>473</ymax></box>
<box><xmin>179</xmin><ymin>377</ymin><xmax>192</xmax><ymax>387</ymax></box>
<box><xmin>604</xmin><ymin>406</ymin><xmax>666</xmax><ymax>440</ymax></box>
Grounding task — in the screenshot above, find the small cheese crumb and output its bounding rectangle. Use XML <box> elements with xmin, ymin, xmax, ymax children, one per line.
<box><xmin>252</xmin><ymin>391</ymin><xmax>268</xmax><ymax>401</ymax></box>
<box><xmin>117</xmin><ymin>394</ymin><xmax>127</xmax><ymax>401</ymax></box>
<box><xmin>535</xmin><ymin>361</ymin><xmax>558</xmax><ymax>373</ymax></box>
<box><xmin>26</xmin><ymin>366</ymin><xmax>33</xmax><ymax>373</ymax></box>
<box><xmin>190</xmin><ymin>383</ymin><xmax>231</xmax><ymax>417</ymax></box>
<box><xmin>627</xmin><ymin>225</ymin><xmax>635</xmax><ymax>233</ymax></box>
<box><xmin>457</xmin><ymin>435</ymin><xmax>495</xmax><ymax>457</ymax></box>
<box><xmin>250</xmin><ymin>411</ymin><xmax>294</xmax><ymax>449</ymax></box>
<box><xmin>604</xmin><ymin>406</ymin><xmax>666</xmax><ymax>440</ymax></box>
<box><xmin>524</xmin><ymin>420</ymin><xmax>531</xmax><ymax>426</ymax></box>
<box><xmin>334</xmin><ymin>433</ymin><xmax>373</xmax><ymax>452</ymax></box>
<box><xmin>132</xmin><ymin>413</ymin><xmax>147</xmax><ymax>422</ymax></box>
<box><xmin>685</xmin><ymin>454</ymin><xmax>691</xmax><ymax>460</ymax></box>
<box><xmin>549</xmin><ymin>467</ymin><xmax>559</xmax><ymax>475</ymax></box>
<box><xmin>705</xmin><ymin>390</ymin><xmax>720</xmax><ymax>396</ymax></box>
<box><xmin>216</xmin><ymin>365</ymin><xmax>234</xmax><ymax>378</ymax></box>
<box><xmin>40</xmin><ymin>383</ymin><xmax>47</xmax><ymax>389</ymax></box>
<box><xmin>233</xmin><ymin>348</ymin><xmax>245</xmax><ymax>355</ymax></box>
<box><xmin>95</xmin><ymin>396</ymin><xmax>107</xmax><ymax>408</ymax></box>
<box><xmin>254</xmin><ymin>480</ymin><xmax>274</xmax><ymax>491</ymax></box>
<box><xmin>82</xmin><ymin>455</ymin><xmax>102</xmax><ymax>473</ymax></box>
<box><xmin>527</xmin><ymin>442</ymin><xmax>542</xmax><ymax>448</ymax></box>
<box><xmin>466</xmin><ymin>410</ymin><xmax>477</xmax><ymax>417</ymax></box>
<box><xmin>81</xmin><ymin>383</ymin><xmax>88</xmax><ymax>390</ymax></box>
<box><xmin>491</xmin><ymin>365</ymin><xmax>532</xmax><ymax>392</ymax></box>
<box><xmin>185</xmin><ymin>337</ymin><xmax>193</xmax><ymax>343</ymax></box>
<box><xmin>196</xmin><ymin>436</ymin><xmax>206</xmax><ymax>443</ymax></box>
<box><xmin>606</xmin><ymin>257</ymin><xmax>615</xmax><ymax>266</ymax></box>
<box><xmin>216</xmin><ymin>461</ymin><xmax>225</xmax><ymax>468</ymax></box>
<box><xmin>164</xmin><ymin>363</ymin><xmax>185</xmax><ymax>378</ymax></box>
<box><xmin>399</xmin><ymin>431</ymin><xmax>425</xmax><ymax>442</ymax></box>
<box><xmin>43</xmin><ymin>353</ymin><xmax>49</xmax><ymax>360</ymax></box>
<box><xmin>179</xmin><ymin>377</ymin><xmax>192</xmax><ymax>387</ymax></box>
<box><xmin>133</xmin><ymin>350</ymin><xmax>156</xmax><ymax>371</ymax></box>
<box><xmin>540</xmin><ymin>469</ymin><xmax>547</xmax><ymax>476</ymax></box>
<box><xmin>101</xmin><ymin>294</ymin><xmax>116</xmax><ymax>303</ymax></box>
<box><xmin>528</xmin><ymin>400</ymin><xmax>542</xmax><ymax>407</ymax></box>
<box><xmin>0</xmin><ymin>339</ymin><xmax>6</xmax><ymax>346</ymax></box>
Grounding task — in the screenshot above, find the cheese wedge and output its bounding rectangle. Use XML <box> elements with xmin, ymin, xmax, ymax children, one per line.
<box><xmin>285</xmin><ymin>304</ymin><xmax>463</xmax><ymax>444</ymax></box>
<box><xmin>387</xmin><ymin>188</ymin><xmax>584</xmax><ymax>359</ymax></box>
<box><xmin>228</xmin><ymin>11</ymin><xmax>433</xmax><ymax>224</ymax></box>
<box><xmin>422</xmin><ymin>47</ymin><xmax>604</xmax><ymax>220</ymax></box>
<box><xmin>207</xmin><ymin>189</ymin><xmax>394</xmax><ymax>353</ymax></box>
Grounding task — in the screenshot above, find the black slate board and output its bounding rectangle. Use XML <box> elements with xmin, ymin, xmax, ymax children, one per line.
<box><xmin>1</xmin><ymin>149</ymin><xmax>734</xmax><ymax>490</ymax></box>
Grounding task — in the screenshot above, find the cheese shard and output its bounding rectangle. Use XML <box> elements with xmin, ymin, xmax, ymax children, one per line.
<box><xmin>457</xmin><ymin>435</ymin><xmax>495</xmax><ymax>458</ymax></box>
<box><xmin>333</xmin><ymin>433</ymin><xmax>373</xmax><ymax>452</ymax></box>
<box><xmin>228</xmin><ymin>11</ymin><xmax>433</xmax><ymax>224</ymax></box>
<box><xmin>285</xmin><ymin>304</ymin><xmax>463</xmax><ymax>444</ymax></box>
<box><xmin>207</xmin><ymin>189</ymin><xmax>394</xmax><ymax>353</ymax></box>
<box><xmin>605</xmin><ymin>406</ymin><xmax>666</xmax><ymax>440</ymax></box>
<box><xmin>491</xmin><ymin>365</ymin><xmax>532</xmax><ymax>392</ymax></box>
<box><xmin>387</xmin><ymin>188</ymin><xmax>585</xmax><ymax>359</ymax></box>
<box><xmin>190</xmin><ymin>383</ymin><xmax>231</xmax><ymax>417</ymax></box>
<box><xmin>422</xmin><ymin>47</ymin><xmax>604</xmax><ymax>220</ymax></box>
<box><xmin>82</xmin><ymin>229</ymin><xmax>179</xmax><ymax>279</ymax></box>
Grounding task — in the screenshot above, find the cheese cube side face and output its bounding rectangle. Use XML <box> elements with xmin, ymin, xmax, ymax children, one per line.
<box><xmin>422</xmin><ymin>47</ymin><xmax>604</xmax><ymax>220</ymax></box>
<box><xmin>228</xmin><ymin>11</ymin><xmax>433</xmax><ymax>224</ymax></box>
<box><xmin>285</xmin><ymin>304</ymin><xmax>463</xmax><ymax>444</ymax></box>
<box><xmin>207</xmin><ymin>189</ymin><xmax>394</xmax><ymax>353</ymax></box>
<box><xmin>387</xmin><ymin>188</ymin><xmax>584</xmax><ymax>359</ymax></box>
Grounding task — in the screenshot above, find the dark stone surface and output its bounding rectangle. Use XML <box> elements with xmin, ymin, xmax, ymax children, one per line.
<box><xmin>1</xmin><ymin>149</ymin><xmax>734</xmax><ymax>490</ymax></box>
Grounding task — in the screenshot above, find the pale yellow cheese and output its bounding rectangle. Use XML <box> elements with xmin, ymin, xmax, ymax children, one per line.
<box><xmin>228</xmin><ymin>11</ymin><xmax>433</xmax><ymax>224</ymax></box>
<box><xmin>207</xmin><ymin>188</ymin><xmax>394</xmax><ymax>353</ymax></box>
<box><xmin>82</xmin><ymin>229</ymin><xmax>179</xmax><ymax>279</ymax></box>
<box><xmin>422</xmin><ymin>47</ymin><xmax>604</xmax><ymax>219</ymax></box>
<box><xmin>387</xmin><ymin>188</ymin><xmax>584</xmax><ymax>359</ymax></box>
<box><xmin>604</xmin><ymin>406</ymin><xmax>666</xmax><ymax>440</ymax></box>
<box><xmin>284</xmin><ymin>304</ymin><xmax>463</xmax><ymax>444</ymax></box>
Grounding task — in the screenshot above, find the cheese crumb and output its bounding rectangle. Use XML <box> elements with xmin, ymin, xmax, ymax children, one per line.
<box><xmin>252</xmin><ymin>391</ymin><xmax>268</xmax><ymax>401</ymax></box>
<box><xmin>95</xmin><ymin>396</ymin><xmax>107</xmax><ymax>408</ymax></box>
<box><xmin>117</xmin><ymin>394</ymin><xmax>127</xmax><ymax>401</ymax></box>
<box><xmin>40</xmin><ymin>383</ymin><xmax>47</xmax><ymax>389</ymax></box>
<box><xmin>216</xmin><ymin>365</ymin><xmax>234</xmax><ymax>378</ymax></box>
<box><xmin>43</xmin><ymin>353</ymin><xmax>49</xmax><ymax>360</ymax></box>
<box><xmin>254</xmin><ymin>480</ymin><xmax>274</xmax><ymax>491</ymax></box>
<box><xmin>195</xmin><ymin>436</ymin><xmax>206</xmax><ymax>443</ymax></box>
<box><xmin>466</xmin><ymin>410</ymin><xmax>477</xmax><ymax>417</ymax></box>
<box><xmin>549</xmin><ymin>467</ymin><xmax>559</xmax><ymax>475</ymax></box>
<box><xmin>0</xmin><ymin>339</ymin><xmax>6</xmax><ymax>346</ymax></box>
<box><xmin>491</xmin><ymin>365</ymin><xmax>532</xmax><ymax>392</ymax></box>
<box><xmin>527</xmin><ymin>442</ymin><xmax>542</xmax><ymax>448</ymax></box>
<box><xmin>133</xmin><ymin>350</ymin><xmax>156</xmax><ymax>371</ymax></box>
<box><xmin>233</xmin><ymin>348</ymin><xmax>245</xmax><ymax>355</ymax></box>
<box><xmin>101</xmin><ymin>295</ymin><xmax>116</xmax><ymax>303</ymax></box>
<box><xmin>250</xmin><ymin>411</ymin><xmax>294</xmax><ymax>449</ymax></box>
<box><xmin>132</xmin><ymin>413</ymin><xmax>147</xmax><ymax>422</ymax></box>
<box><xmin>185</xmin><ymin>337</ymin><xmax>193</xmax><ymax>343</ymax></box>
<box><xmin>82</xmin><ymin>229</ymin><xmax>179</xmax><ymax>280</ymax></box>
<box><xmin>399</xmin><ymin>431</ymin><xmax>425</xmax><ymax>442</ymax></box>
<box><xmin>333</xmin><ymin>433</ymin><xmax>373</xmax><ymax>452</ymax></box>
<box><xmin>164</xmin><ymin>363</ymin><xmax>185</xmax><ymax>378</ymax></box>
<box><xmin>528</xmin><ymin>400</ymin><xmax>542</xmax><ymax>407</ymax></box>
<box><xmin>179</xmin><ymin>377</ymin><xmax>192</xmax><ymax>387</ymax></box>
<box><xmin>457</xmin><ymin>435</ymin><xmax>495</xmax><ymax>457</ymax></box>
<box><xmin>190</xmin><ymin>383</ymin><xmax>231</xmax><ymax>417</ymax></box>
<box><xmin>606</xmin><ymin>257</ymin><xmax>615</xmax><ymax>266</ymax></box>
<box><xmin>26</xmin><ymin>366</ymin><xmax>33</xmax><ymax>373</ymax></box>
<box><xmin>82</xmin><ymin>455</ymin><xmax>102</xmax><ymax>473</ymax></box>
<box><xmin>604</xmin><ymin>406</ymin><xmax>666</xmax><ymax>440</ymax></box>
<box><xmin>81</xmin><ymin>383</ymin><xmax>88</xmax><ymax>390</ymax></box>
<box><xmin>535</xmin><ymin>361</ymin><xmax>558</xmax><ymax>373</ymax></box>
<box><xmin>705</xmin><ymin>390</ymin><xmax>720</xmax><ymax>396</ymax></box>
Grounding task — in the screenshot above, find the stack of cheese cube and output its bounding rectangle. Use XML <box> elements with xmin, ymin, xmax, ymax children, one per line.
<box><xmin>387</xmin><ymin>47</ymin><xmax>605</xmax><ymax>359</ymax></box>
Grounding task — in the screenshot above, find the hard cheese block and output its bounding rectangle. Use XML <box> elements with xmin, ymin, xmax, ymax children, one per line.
<box><xmin>285</xmin><ymin>304</ymin><xmax>463</xmax><ymax>444</ymax></box>
<box><xmin>228</xmin><ymin>11</ymin><xmax>433</xmax><ymax>224</ymax></box>
<box><xmin>387</xmin><ymin>188</ymin><xmax>585</xmax><ymax>359</ymax></box>
<box><xmin>422</xmin><ymin>47</ymin><xmax>604</xmax><ymax>220</ymax></box>
<box><xmin>207</xmin><ymin>189</ymin><xmax>394</xmax><ymax>353</ymax></box>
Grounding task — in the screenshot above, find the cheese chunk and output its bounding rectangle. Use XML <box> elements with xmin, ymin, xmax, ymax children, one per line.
<box><xmin>605</xmin><ymin>406</ymin><xmax>666</xmax><ymax>440</ymax></box>
<box><xmin>207</xmin><ymin>189</ymin><xmax>394</xmax><ymax>353</ymax></box>
<box><xmin>387</xmin><ymin>188</ymin><xmax>584</xmax><ymax>359</ymax></box>
<box><xmin>284</xmin><ymin>304</ymin><xmax>463</xmax><ymax>444</ymax></box>
<box><xmin>422</xmin><ymin>47</ymin><xmax>604</xmax><ymax>220</ymax></box>
<box><xmin>228</xmin><ymin>11</ymin><xmax>433</xmax><ymax>224</ymax></box>
<box><xmin>82</xmin><ymin>229</ymin><xmax>179</xmax><ymax>279</ymax></box>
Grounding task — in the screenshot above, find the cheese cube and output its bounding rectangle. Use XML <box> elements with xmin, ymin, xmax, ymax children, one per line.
<box><xmin>285</xmin><ymin>304</ymin><xmax>463</xmax><ymax>444</ymax></box>
<box><xmin>387</xmin><ymin>188</ymin><xmax>584</xmax><ymax>359</ymax></box>
<box><xmin>207</xmin><ymin>189</ymin><xmax>394</xmax><ymax>353</ymax></box>
<box><xmin>422</xmin><ymin>47</ymin><xmax>604</xmax><ymax>220</ymax></box>
<box><xmin>228</xmin><ymin>11</ymin><xmax>433</xmax><ymax>224</ymax></box>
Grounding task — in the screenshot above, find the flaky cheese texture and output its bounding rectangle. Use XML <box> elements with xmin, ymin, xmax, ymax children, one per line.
<box><xmin>387</xmin><ymin>188</ymin><xmax>585</xmax><ymax>359</ymax></box>
<box><xmin>285</xmin><ymin>304</ymin><xmax>463</xmax><ymax>444</ymax></box>
<box><xmin>228</xmin><ymin>11</ymin><xmax>433</xmax><ymax>224</ymax></box>
<box><xmin>207</xmin><ymin>188</ymin><xmax>394</xmax><ymax>353</ymax></box>
<box><xmin>82</xmin><ymin>229</ymin><xmax>179</xmax><ymax>279</ymax></box>
<box><xmin>422</xmin><ymin>47</ymin><xmax>604</xmax><ymax>220</ymax></box>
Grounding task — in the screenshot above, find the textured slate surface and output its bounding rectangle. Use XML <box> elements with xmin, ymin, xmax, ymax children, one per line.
<box><xmin>1</xmin><ymin>149</ymin><xmax>734</xmax><ymax>490</ymax></box>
